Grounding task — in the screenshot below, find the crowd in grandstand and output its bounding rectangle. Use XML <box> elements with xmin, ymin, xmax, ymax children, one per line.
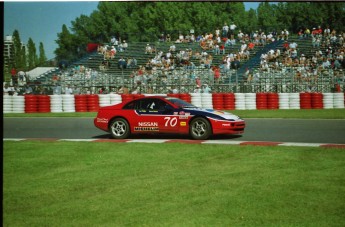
<box><xmin>4</xmin><ymin>24</ymin><xmax>345</xmax><ymax>96</ymax></box>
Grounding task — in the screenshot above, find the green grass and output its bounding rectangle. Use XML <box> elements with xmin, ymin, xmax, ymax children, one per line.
<box><xmin>4</xmin><ymin>141</ymin><xmax>345</xmax><ymax>226</ymax></box>
<box><xmin>3</xmin><ymin>109</ymin><xmax>345</xmax><ymax>119</ymax></box>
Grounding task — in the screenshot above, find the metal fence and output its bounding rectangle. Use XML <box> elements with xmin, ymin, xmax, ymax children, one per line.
<box><xmin>24</xmin><ymin>66</ymin><xmax>345</xmax><ymax>95</ymax></box>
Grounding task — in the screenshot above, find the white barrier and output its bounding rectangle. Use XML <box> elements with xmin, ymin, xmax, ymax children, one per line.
<box><xmin>50</xmin><ymin>95</ymin><xmax>63</xmax><ymax>113</ymax></box>
<box><xmin>201</xmin><ymin>93</ymin><xmax>213</xmax><ymax>109</ymax></box>
<box><xmin>235</xmin><ymin>93</ymin><xmax>246</xmax><ymax>110</ymax></box>
<box><xmin>190</xmin><ymin>93</ymin><xmax>202</xmax><ymax>107</ymax></box>
<box><xmin>62</xmin><ymin>95</ymin><xmax>75</xmax><ymax>112</ymax></box>
<box><xmin>323</xmin><ymin>93</ymin><xmax>334</xmax><ymax>109</ymax></box>
<box><xmin>98</xmin><ymin>94</ymin><xmax>111</xmax><ymax>107</ymax></box>
<box><xmin>245</xmin><ymin>93</ymin><xmax>256</xmax><ymax>110</ymax></box>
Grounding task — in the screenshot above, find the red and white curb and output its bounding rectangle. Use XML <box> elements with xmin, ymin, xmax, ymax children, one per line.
<box><xmin>3</xmin><ymin>138</ymin><xmax>345</xmax><ymax>148</ymax></box>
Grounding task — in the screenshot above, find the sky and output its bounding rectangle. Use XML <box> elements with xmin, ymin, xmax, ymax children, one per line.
<box><xmin>4</xmin><ymin>1</ymin><xmax>260</xmax><ymax>60</ymax></box>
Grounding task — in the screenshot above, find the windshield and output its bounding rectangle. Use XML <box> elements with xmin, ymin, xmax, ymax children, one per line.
<box><xmin>166</xmin><ymin>97</ymin><xmax>197</xmax><ymax>108</ymax></box>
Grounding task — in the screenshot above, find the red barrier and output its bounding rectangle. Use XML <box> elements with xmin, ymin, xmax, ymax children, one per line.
<box><xmin>267</xmin><ymin>93</ymin><xmax>279</xmax><ymax>109</ymax></box>
<box><xmin>37</xmin><ymin>95</ymin><xmax>51</xmax><ymax>113</ymax></box>
<box><xmin>75</xmin><ymin>95</ymin><xmax>88</xmax><ymax>112</ymax></box>
<box><xmin>212</xmin><ymin>93</ymin><xmax>224</xmax><ymax>110</ymax></box>
<box><xmin>256</xmin><ymin>93</ymin><xmax>268</xmax><ymax>110</ymax></box>
<box><xmin>179</xmin><ymin>93</ymin><xmax>191</xmax><ymax>103</ymax></box>
<box><xmin>24</xmin><ymin>95</ymin><xmax>38</xmax><ymax>113</ymax></box>
<box><xmin>300</xmin><ymin>93</ymin><xmax>312</xmax><ymax>109</ymax></box>
<box><xmin>311</xmin><ymin>93</ymin><xmax>323</xmax><ymax>109</ymax></box>
<box><xmin>167</xmin><ymin>93</ymin><xmax>179</xmax><ymax>98</ymax></box>
<box><xmin>223</xmin><ymin>93</ymin><xmax>235</xmax><ymax>110</ymax></box>
<box><xmin>87</xmin><ymin>94</ymin><xmax>99</xmax><ymax>112</ymax></box>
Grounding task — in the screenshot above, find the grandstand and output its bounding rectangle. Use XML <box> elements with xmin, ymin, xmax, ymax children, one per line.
<box><xmin>19</xmin><ymin>33</ymin><xmax>345</xmax><ymax>95</ymax></box>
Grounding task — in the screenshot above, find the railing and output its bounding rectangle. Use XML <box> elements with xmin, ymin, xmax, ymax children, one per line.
<box><xmin>18</xmin><ymin>66</ymin><xmax>344</xmax><ymax>96</ymax></box>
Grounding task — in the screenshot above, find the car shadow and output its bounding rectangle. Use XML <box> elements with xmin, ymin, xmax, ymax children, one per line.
<box><xmin>92</xmin><ymin>133</ymin><xmax>243</xmax><ymax>140</ymax></box>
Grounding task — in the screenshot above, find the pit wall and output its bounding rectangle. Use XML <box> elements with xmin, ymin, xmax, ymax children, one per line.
<box><xmin>3</xmin><ymin>93</ymin><xmax>345</xmax><ymax>113</ymax></box>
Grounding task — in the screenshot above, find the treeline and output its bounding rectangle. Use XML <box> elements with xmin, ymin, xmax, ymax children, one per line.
<box><xmin>55</xmin><ymin>2</ymin><xmax>345</xmax><ymax>62</ymax></box>
<box><xmin>7</xmin><ymin>30</ymin><xmax>48</xmax><ymax>71</ymax></box>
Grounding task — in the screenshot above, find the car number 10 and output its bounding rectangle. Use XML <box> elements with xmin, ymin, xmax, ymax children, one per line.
<box><xmin>164</xmin><ymin>117</ymin><xmax>177</xmax><ymax>127</ymax></box>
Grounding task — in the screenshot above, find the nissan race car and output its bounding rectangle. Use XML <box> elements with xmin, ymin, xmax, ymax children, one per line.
<box><xmin>94</xmin><ymin>96</ymin><xmax>245</xmax><ymax>140</ymax></box>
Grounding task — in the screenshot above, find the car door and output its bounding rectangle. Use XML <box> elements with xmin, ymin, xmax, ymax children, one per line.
<box><xmin>134</xmin><ymin>98</ymin><xmax>180</xmax><ymax>133</ymax></box>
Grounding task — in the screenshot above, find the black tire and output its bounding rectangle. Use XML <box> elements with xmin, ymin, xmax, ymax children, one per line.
<box><xmin>109</xmin><ymin>118</ymin><xmax>130</xmax><ymax>139</ymax></box>
<box><xmin>189</xmin><ymin>117</ymin><xmax>212</xmax><ymax>140</ymax></box>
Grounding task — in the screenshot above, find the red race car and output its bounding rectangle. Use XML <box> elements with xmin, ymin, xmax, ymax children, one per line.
<box><xmin>94</xmin><ymin>96</ymin><xmax>245</xmax><ymax>140</ymax></box>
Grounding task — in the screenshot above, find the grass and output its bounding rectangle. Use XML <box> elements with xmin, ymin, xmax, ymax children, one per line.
<box><xmin>3</xmin><ymin>141</ymin><xmax>345</xmax><ymax>226</ymax></box>
<box><xmin>3</xmin><ymin>109</ymin><xmax>345</xmax><ymax>119</ymax></box>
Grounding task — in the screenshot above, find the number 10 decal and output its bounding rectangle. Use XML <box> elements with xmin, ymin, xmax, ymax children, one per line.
<box><xmin>164</xmin><ymin>117</ymin><xmax>177</xmax><ymax>127</ymax></box>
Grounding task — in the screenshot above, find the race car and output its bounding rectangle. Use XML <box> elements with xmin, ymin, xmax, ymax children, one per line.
<box><xmin>94</xmin><ymin>96</ymin><xmax>245</xmax><ymax>140</ymax></box>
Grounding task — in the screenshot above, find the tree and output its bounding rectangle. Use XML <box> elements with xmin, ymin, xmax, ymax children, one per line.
<box><xmin>55</xmin><ymin>24</ymin><xmax>75</xmax><ymax>62</ymax></box>
<box><xmin>39</xmin><ymin>42</ymin><xmax>47</xmax><ymax>65</ymax></box>
<box><xmin>27</xmin><ymin>38</ymin><xmax>38</xmax><ymax>69</ymax></box>
<box><xmin>12</xmin><ymin>30</ymin><xmax>26</xmax><ymax>69</ymax></box>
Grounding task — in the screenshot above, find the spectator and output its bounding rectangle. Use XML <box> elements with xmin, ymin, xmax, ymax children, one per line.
<box><xmin>229</xmin><ymin>22</ymin><xmax>236</xmax><ymax>38</ymax></box>
<box><xmin>127</xmin><ymin>57</ymin><xmax>137</xmax><ymax>68</ymax></box>
<box><xmin>11</xmin><ymin>67</ymin><xmax>17</xmax><ymax>86</ymax></box>
<box><xmin>222</xmin><ymin>23</ymin><xmax>229</xmax><ymax>38</ymax></box>
<box><xmin>202</xmin><ymin>84</ymin><xmax>211</xmax><ymax>93</ymax></box>
<box><xmin>24</xmin><ymin>84</ymin><xmax>33</xmax><ymax>94</ymax></box>
<box><xmin>118</xmin><ymin>57</ymin><xmax>127</xmax><ymax>69</ymax></box>
<box><xmin>122</xmin><ymin>40</ymin><xmax>128</xmax><ymax>51</ymax></box>
<box><xmin>166</xmin><ymin>34</ymin><xmax>171</xmax><ymax>42</ymax></box>
<box><xmin>194</xmin><ymin>85</ymin><xmax>201</xmax><ymax>93</ymax></box>
<box><xmin>111</xmin><ymin>36</ymin><xmax>118</xmax><ymax>46</ymax></box>
<box><xmin>145</xmin><ymin>44</ymin><xmax>152</xmax><ymax>54</ymax></box>
<box><xmin>3</xmin><ymin>83</ymin><xmax>14</xmax><ymax>96</ymax></box>
<box><xmin>65</xmin><ymin>85</ymin><xmax>73</xmax><ymax>95</ymax></box>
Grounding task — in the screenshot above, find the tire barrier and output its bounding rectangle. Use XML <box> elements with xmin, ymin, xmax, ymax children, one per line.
<box><xmin>211</xmin><ymin>93</ymin><xmax>222</xmax><ymax>110</ymax></box>
<box><xmin>25</xmin><ymin>95</ymin><xmax>38</xmax><ymax>113</ymax></box>
<box><xmin>12</xmin><ymin>96</ymin><xmax>25</xmax><ymax>113</ymax></box>
<box><xmin>245</xmin><ymin>93</ymin><xmax>256</xmax><ymax>110</ymax></box>
<box><xmin>179</xmin><ymin>93</ymin><xmax>191</xmax><ymax>103</ymax></box>
<box><xmin>278</xmin><ymin>93</ymin><xmax>290</xmax><ymax>109</ymax></box>
<box><xmin>311</xmin><ymin>93</ymin><xmax>323</xmax><ymax>109</ymax></box>
<box><xmin>201</xmin><ymin>93</ymin><xmax>213</xmax><ymax>109</ymax></box>
<box><xmin>190</xmin><ymin>93</ymin><xmax>202</xmax><ymax>107</ymax></box>
<box><xmin>334</xmin><ymin>93</ymin><xmax>345</xmax><ymax>109</ymax></box>
<box><xmin>62</xmin><ymin>95</ymin><xmax>75</xmax><ymax>112</ymax></box>
<box><xmin>3</xmin><ymin>95</ymin><xmax>12</xmax><ymax>113</ymax></box>
<box><xmin>99</xmin><ymin>94</ymin><xmax>111</xmax><ymax>107</ymax></box>
<box><xmin>289</xmin><ymin>93</ymin><xmax>300</xmax><ymax>109</ymax></box>
<box><xmin>256</xmin><ymin>93</ymin><xmax>267</xmax><ymax>110</ymax></box>
<box><xmin>74</xmin><ymin>95</ymin><xmax>88</xmax><ymax>112</ymax></box>
<box><xmin>4</xmin><ymin>93</ymin><xmax>345</xmax><ymax>114</ymax></box>
<box><xmin>267</xmin><ymin>93</ymin><xmax>279</xmax><ymax>109</ymax></box>
<box><xmin>110</xmin><ymin>94</ymin><xmax>122</xmax><ymax>105</ymax></box>
<box><xmin>87</xmin><ymin>94</ymin><xmax>99</xmax><ymax>112</ymax></box>
<box><xmin>223</xmin><ymin>93</ymin><xmax>235</xmax><ymax>110</ymax></box>
<box><xmin>50</xmin><ymin>95</ymin><xmax>63</xmax><ymax>113</ymax></box>
<box><xmin>300</xmin><ymin>93</ymin><xmax>312</xmax><ymax>109</ymax></box>
<box><xmin>38</xmin><ymin>95</ymin><xmax>51</xmax><ymax>113</ymax></box>
<box><xmin>235</xmin><ymin>93</ymin><xmax>246</xmax><ymax>110</ymax></box>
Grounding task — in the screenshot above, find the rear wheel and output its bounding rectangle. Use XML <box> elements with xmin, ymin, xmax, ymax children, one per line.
<box><xmin>189</xmin><ymin>117</ymin><xmax>212</xmax><ymax>140</ymax></box>
<box><xmin>109</xmin><ymin>118</ymin><xmax>130</xmax><ymax>139</ymax></box>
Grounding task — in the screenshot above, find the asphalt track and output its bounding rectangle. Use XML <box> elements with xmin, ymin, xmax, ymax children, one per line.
<box><xmin>3</xmin><ymin>117</ymin><xmax>345</xmax><ymax>144</ymax></box>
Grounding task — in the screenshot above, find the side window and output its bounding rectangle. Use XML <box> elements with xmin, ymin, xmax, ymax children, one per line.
<box><xmin>123</xmin><ymin>100</ymin><xmax>136</xmax><ymax>109</ymax></box>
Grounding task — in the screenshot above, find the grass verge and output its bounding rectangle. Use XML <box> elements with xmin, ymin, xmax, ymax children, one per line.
<box><xmin>3</xmin><ymin>141</ymin><xmax>345</xmax><ymax>226</ymax></box>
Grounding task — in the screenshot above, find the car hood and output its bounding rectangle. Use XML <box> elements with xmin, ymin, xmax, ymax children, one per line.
<box><xmin>185</xmin><ymin>108</ymin><xmax>241</xmax><ymax>121</ymax></box>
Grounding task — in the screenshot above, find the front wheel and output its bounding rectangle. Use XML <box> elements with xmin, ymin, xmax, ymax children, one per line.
<box><xmin>189</xmin><ymin>117</ymin><xmax>212</xmax><ymax>140</ymax></box>
<box><xmin>109</xmin><ymin>118</ymin><xmax>130</xmax><ymax>139</ymax></box>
